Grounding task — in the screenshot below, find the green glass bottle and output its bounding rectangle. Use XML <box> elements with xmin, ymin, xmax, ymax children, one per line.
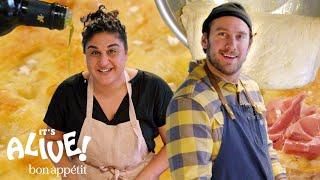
<box><xmin>0</xmin><ymin>0</ymin><xmax>72</xmax><ymax>36</ymax></box>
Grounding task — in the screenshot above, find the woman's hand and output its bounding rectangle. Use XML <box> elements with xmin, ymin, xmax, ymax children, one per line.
<box><xmin>135</xmin><ymin>125</ymin><xmax>168</xmax><ymax>180</ymax></box>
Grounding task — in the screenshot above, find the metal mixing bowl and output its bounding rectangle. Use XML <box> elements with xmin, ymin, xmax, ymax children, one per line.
<box><xmin>155</xmin><ymin>0</ymin><xmax>188</xmax><ymax>47</ymax></box>
<box><xmin>155</xmin><ymin>0</ymin><xmax>320</xmax><ymax>47</ymax></box>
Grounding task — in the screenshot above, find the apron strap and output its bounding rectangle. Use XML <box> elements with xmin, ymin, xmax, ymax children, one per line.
<box><xmin>86</xmin><ymin>76</ymin><xmax>94</xmax><ymax>118</ymax></box>
<box><xmin>240</xmin><ymin>80</ymin><xmax>262</xmax><ymax>114</ymax></box>
<box><xmin>85</xmin><ymin>71</ymin><xmax>145</xmax><ymax>146</ymax></box>
<box><xmin>204</xmin><ymin>64</ymin><xmax>236</xmax><ymax>120</ymax></box>
<box><xmin>124</xmin><ymin>70</ymin><xmax>145</xmax><ymax>141</ymax></box>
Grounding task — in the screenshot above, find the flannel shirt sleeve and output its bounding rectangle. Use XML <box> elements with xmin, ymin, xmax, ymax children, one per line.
<box><xmin>266</xmin><ymin>130</ymin><xmax>287</xmax><ymax>179</ymax></box>
<box><xmin>166</xmin><ymin>97</ymin><xmax>213</xmax><ymax>180</ymax></box>
<box><xmin>257</xmin><ymin>91</ymin><xmax>287</xmax><ymax>179</ymax></box>
<box><xmin>252</xmin><ymin>80</ymin><xmax>287</xmax><ymax>180</ymax></box>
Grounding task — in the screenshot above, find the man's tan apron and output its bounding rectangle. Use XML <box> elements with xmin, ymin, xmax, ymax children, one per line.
<box><xmin>72</xmin><ymin>71</ymin><xmax>154</xmax><ymax>180</ymax></box>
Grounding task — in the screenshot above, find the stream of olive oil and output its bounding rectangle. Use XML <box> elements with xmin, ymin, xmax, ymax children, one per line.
<box><xmin>67</xmin><ymin>20</ymin><xmax>74</xmax><ymax>73</ymax></box>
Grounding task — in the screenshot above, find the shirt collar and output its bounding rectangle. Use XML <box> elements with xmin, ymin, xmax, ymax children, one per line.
<box><xmin>188</xmin><ymin>59</ymin><xmax>247</xmax><ymax>93</ymax></box>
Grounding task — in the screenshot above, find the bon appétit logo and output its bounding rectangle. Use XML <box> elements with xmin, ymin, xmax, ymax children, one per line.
<box><xmin>6</xmin><ymin>129</ymin><xmax>91</xmax><ymax>163</ymax></box>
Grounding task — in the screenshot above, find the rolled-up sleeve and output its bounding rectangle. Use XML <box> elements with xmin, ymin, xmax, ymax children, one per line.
<box><xmin>166</xmin><ymin>97</ymin><xmax>213</xmax><ymax>179</ymax></box>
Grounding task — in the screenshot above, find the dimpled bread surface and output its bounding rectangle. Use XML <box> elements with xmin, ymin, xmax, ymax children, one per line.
<box><xmin>0</xmin><ymin>0</ymin><xmax>319</xmax><ymax>179</ymax></box>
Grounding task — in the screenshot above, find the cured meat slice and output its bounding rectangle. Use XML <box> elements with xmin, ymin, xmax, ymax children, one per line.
<box><xmin>273</xmin><ymin>135</ymin><xmax>286</xmax><ymax>150</ymax></box>
<box><xmin>268</xmin><ymin>93</ymin><xmax>306</xmax><ymax>134</ymax></box>
<box><xmin>267</xmin><ymin>93</ymin><xmax>320</xmax><ymax>159</ymax></box>
<box><xmin>283</xmin><ymin>137</ymin><xmax>320</xmax><ymax>160</ymax></box>
<box><xmin>266</xmin><ymin>94</ymin><xmax>306</xmax><ymax>127</ymax></box>
<box><xmin>298</xmin><ymin>113</ymin><xmax>320</xmax><ymax>137</ymax></box>
<box><xmin>301</xmin><ymin>105</ymin><xmax>318</xmax><ymax>117</ymax></box>
<box><xmin>285</xmin><ymin>121</ymin><xmax>313</xmax><ymax>141</ymax></box>
<box><xmin>266</xmin><ymin>99</ymin><xmax>285</xmax><ymax>127</ymax></box>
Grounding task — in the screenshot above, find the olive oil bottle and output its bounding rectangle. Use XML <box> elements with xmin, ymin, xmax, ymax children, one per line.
<box><xmin>0</xmin><ymin>0</ymin><xmax>72</xmax><ymax>36</ymax></box>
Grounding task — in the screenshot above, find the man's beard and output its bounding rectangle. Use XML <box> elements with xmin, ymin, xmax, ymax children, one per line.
<box><xmin>206</xmin><ymin>42</ymin><xmax>244</xmax><ymax>76</ymax></box>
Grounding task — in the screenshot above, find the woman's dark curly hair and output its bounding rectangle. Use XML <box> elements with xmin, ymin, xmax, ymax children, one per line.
<box><xmin>80</xmin><ymin>5</ymin><xmax>127</xmax><ymax>53</ymax></box>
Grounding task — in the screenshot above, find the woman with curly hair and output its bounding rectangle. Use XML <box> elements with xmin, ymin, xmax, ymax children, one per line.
<box><xmin>44</xmin><ymin>5</ymin><xmax>172</xmax><ymax>180</ymax></box>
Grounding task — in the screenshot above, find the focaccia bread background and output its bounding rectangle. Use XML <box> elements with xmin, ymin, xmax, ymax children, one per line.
<box><xmin>0</xmin><ymin>0</ymin><xmax>319</xmax><ymax>179</ymax></box>
<box><xmin>0</xmin><ymin>0</ymin><xmax>189</xmax><ymax>179</ymax></box>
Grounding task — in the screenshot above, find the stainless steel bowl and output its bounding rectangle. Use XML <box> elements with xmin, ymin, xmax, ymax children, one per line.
<box><xmin>155</xmin><ymin>0</ymin><xmax>320</xmax><ymax>47</ymax></box>
<box><xmin>155</xmin><ymin>0</ymin><xmax>188</xmax><ymax>47</ymax></box>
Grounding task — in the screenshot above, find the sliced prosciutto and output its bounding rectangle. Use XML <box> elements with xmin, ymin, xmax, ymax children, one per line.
<box><xmin>266</xmin><ymin>92</ymin><xmax>320</xmax><ymax>160</ymax></box>
<box><xmin>267</xmin><ymin>93</ymin><xmax>306</xmax><ymax>134</ymax></box>
<box><xmin>283</xmin><ymin>137</ymin><xmax>320</xmax><ymax>160</ymax></box>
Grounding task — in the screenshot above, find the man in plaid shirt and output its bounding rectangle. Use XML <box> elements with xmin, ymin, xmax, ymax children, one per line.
<box><xmin>166</xmin><ymin>2</ymin><xmax>287</xmax><ymax>180</ymax></box>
